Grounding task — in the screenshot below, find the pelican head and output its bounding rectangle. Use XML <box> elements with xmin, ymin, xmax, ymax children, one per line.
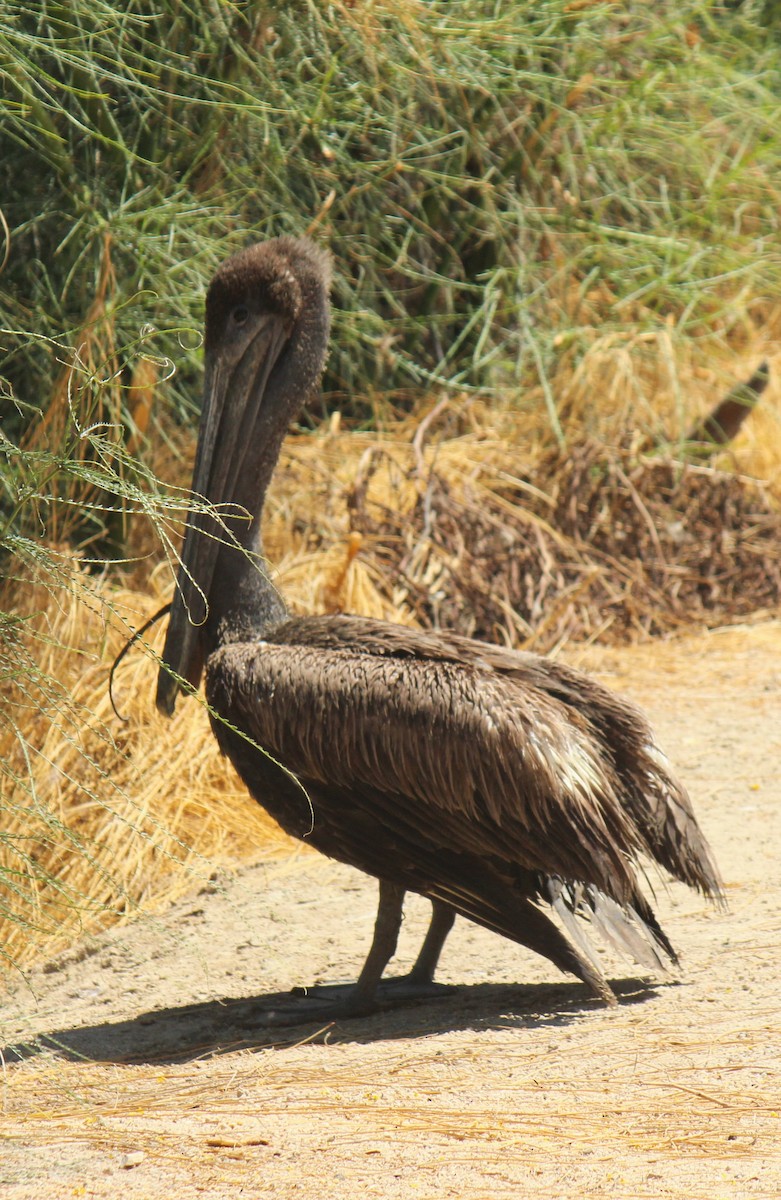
<box><xmin>156</xmin><ymin>237</ymin><xmax>331</xmax><ymax>716</ymax></box>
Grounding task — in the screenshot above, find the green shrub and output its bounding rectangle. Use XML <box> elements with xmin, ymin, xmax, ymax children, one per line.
<box><xmin>2</xmin><ymin>0</ymin><xmax>779</xmax><ymax>437</ymax></box>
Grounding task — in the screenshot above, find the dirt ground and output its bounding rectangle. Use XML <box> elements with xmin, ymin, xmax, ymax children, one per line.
<box><xmin>1</xmin><ymin>621</ymin><xmax>780</xmax><ymax>1199</ymax></box>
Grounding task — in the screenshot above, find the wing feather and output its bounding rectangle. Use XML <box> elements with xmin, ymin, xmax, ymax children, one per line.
<box><xmin>245</xmin><ymin>614</ymin><xmax>724</xmax><ymax>902</ymax></box>
<box><xmin>207</xmin><ymin>636</ymin><xmax>647</xmax><ymax>902</ymax></box>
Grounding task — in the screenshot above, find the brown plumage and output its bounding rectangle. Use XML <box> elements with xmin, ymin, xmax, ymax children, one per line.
<box><xmin>157</xmin><ymin>236</ymin><xmax>724</xmax><ymax>1018</ymax></box>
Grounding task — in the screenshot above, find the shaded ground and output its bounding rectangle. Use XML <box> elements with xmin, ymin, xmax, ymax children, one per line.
<box><xmin>1</xmin><ymin>622</ymin><xmax>780</xmax><ymax>1198</ymax></box>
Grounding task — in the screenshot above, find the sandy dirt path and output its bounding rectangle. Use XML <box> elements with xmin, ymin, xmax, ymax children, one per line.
<box><xmin>1</xmin><ymin>622</ymin><xmax>780</xmax><ymax>1198</ymax></box>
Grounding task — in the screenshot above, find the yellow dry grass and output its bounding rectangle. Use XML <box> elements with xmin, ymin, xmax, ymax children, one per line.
<box><xmin>4</xmin><ymin>1028</ymin><xmax>777</xmax><ymax>1162</ymax></box>
<box><xmin>2</xmin><ymin>328</ymin><xmax>780</xmax><ymax>969</ymax></box>
<box><xmin>0</xmin><ymin>566</ymin><xmax>296</xmax><ymax>969</ymax></box>
<box><xmin>557</xmin><ymin>316</ymin><xmax>781</xmax><ymax>491</ymax></box>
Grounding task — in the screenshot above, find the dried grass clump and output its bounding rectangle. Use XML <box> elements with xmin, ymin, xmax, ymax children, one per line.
<box><xmin>350</xmin><ymin>439</ymin><xmax>781</xmax><ymax>652</ymax></box>
<box><xmin>251</xmin><ymin>355</ymin><xmax>781</xmax><ymax>655</ymax></box>
<box><xmin>0</xmin><ymin>562</ymin><xmax>294</xmax><ymax>969</ymax></box>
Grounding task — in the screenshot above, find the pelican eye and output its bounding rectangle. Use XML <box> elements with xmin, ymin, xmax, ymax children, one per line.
<box><xmin>231</xmin><ymin>304</ymin><xmax>250</xmax><ymax>326</ymax></box>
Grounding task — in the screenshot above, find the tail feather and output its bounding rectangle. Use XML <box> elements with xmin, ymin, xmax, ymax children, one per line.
<box><xmin>585</xmin><ymin>889</ymin><xmax>672</xmax><ymax>973</ymax></box>
<box><xmin>547</xmin><ymin>878</ymin><xmax>677</xmax><ymax>974</ymax></box>
<box><xmin>429</xmin><ymin>880</ymin><xmax>617</xmax><ymax>1005</ymax></box>
<box><xmin>632</xmin><ymin>745</ymin><xmax>725</xmax><ymax>903</ymax></box>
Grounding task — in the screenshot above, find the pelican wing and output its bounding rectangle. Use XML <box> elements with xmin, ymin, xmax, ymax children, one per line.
<box><xmin>206</xmin><ymin>630</ymin><xmax>650</xmax><ymax>904</ymax></box>
<box><xmin>249</xmin><ymin>614</ymin><xmax>724</xmax><ymax>902</ymax></box>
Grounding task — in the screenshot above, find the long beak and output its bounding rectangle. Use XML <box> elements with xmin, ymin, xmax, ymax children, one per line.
<box><xmin>156</xmin><ymin>314</ymin><xmax>290</xmax><ymax>716</ymax></box>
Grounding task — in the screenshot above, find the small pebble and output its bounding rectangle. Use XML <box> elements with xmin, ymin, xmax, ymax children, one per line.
<box><xmin>121</xmin><ymin>1150</ymin><xmax>146</xmax><ymax>1169</ymax></box>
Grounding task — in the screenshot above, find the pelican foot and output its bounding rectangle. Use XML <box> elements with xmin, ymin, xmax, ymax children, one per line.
<box><xmin>250</xmin><ymin>988</ymin><xmax>371</xmax><ymax>1027</ymax></box>
<box><xmin>292</xmin><ymin>976</ymin><xmax>457</xmax><ymax>1011</ymax></box>
<box><xmin>252</xmin><ymin>977</ymin><xmax>457</xmax><ymax>1027</ymax></box>
<box><xmin>376</xmin><ymin>976</ymin><xmax>458</xmax><ymax>1004</ymax></box>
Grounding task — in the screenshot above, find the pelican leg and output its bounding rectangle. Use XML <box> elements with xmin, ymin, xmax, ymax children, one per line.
<box><xmin>315</xmin><ymin>885</ymin><xmax>457</xmax><ymax>1011</ymax></box>
<box><xmin>259</xmin><ymin>885</ymin><xmax>456</xmax><ymax>1026</ymax></box>
<box><xmin>344</xmin><ymin>879</ymin><xmax>406</xmax><ymax>1012</ymax></box>
<box><xmin>259</xmin><ymin>881</ymin><xmax>405</xmax><ymax>1024</ymax></box>
<box><xmin>408</xmin><ymin>901</ymin><xmax>456</xmax><ymax>983</ymax></box>
<box><xmin>376</xmin><ymin>899</ymin><xmax>458</xmax><ymax>1003</ymax></box>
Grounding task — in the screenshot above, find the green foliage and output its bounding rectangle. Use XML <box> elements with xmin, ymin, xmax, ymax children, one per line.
<box><xmin>1</xmin><ymin>0</ymin><xmax>780</xmax><ymax>437</ymax></box>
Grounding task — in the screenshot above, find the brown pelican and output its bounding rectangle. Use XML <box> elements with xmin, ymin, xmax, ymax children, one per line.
<box><xmin>156</xmin><ymin>236</ymin><xmax>723</xmax><ymax>1019</ymax></box>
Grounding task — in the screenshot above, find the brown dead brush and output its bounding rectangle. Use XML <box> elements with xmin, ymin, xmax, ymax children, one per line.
<box><xmin>350</xmin><ymin>440</ymin><xmax>781</xmax><ymax>651</ymax></box>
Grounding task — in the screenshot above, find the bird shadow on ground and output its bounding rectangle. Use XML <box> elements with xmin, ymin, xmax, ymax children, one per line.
<box><xmin>2</xmin><ymin>977</ymin><xmax>661</xmax><ymax>1066</ymax></box>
